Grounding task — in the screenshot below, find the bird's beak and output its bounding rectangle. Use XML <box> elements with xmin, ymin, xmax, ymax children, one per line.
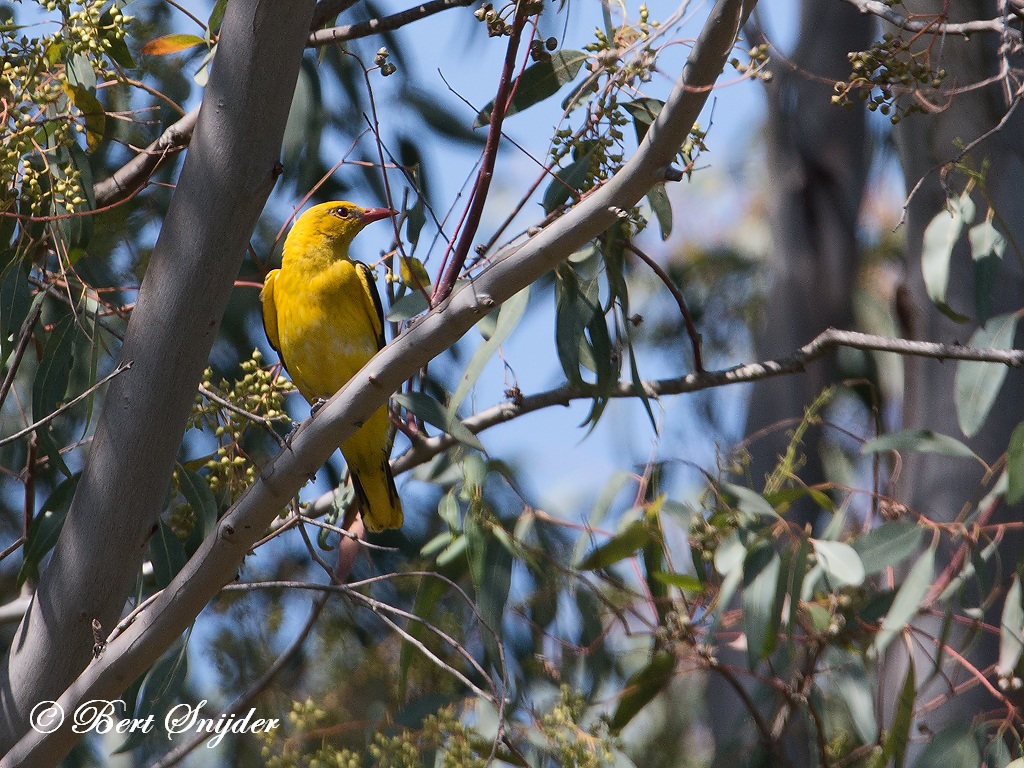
<box><xmin>360</xmin><ymin>207</ymin><xmax>398</xmax><ymax>225</ymax></box>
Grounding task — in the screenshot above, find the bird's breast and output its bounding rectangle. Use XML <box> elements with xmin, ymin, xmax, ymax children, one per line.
<box><xmin>274</xmin><ymin>261</ymin><xmax>379</xmax><ymax>401</ymax></box>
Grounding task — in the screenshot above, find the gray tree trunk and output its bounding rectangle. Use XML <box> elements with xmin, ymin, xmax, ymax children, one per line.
<box><xmin>889</xmin><ymin>0</ymin><xmax>1024</xmax><ymax>747</ymax></box>
<box><xmin>0</xmin><ymin>0</ymin><xmax>315</xmax><ymax>754</ymax></box>
<box><xmin>711</xmin><ymin>1</ymin><xmax>874</xmax><ymax>763</ymax></box>
<box><xmin>745</xmin><ymin>0</ymin><xmax>874</xmax><ymax>523</ymax></box>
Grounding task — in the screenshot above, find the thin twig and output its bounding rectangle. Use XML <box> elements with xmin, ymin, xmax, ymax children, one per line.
<box><xmin>620</xmin><ymin>239</ymin><xmax>704</xmax><ymax>372</ymax></box>
<box><xmin>431</xmin><ymin>2</ymin><xmax>531</xmax><ymax>304</ymax></box>
<box><xmin>384</xmin><ymin>327</ymin><xmax>1024</xmax><ymax>476</ymax></box>
<box><xmin>149</xmin><ymin>592</ymin><xmax>331</xmax><ymax>768</ymax></box>
<box><xmin>0</xmin><ymin>362</ymin><xmax>132</xmax><ymax>448</ymax></box>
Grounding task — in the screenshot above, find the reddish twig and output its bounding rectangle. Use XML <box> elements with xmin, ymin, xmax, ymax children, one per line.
<box><xmin>620</xmin><ymin>239</ymin><xmax>704</xmax><ymax>372</ymax></box>
<box><xmin>431</xmin><ymin>3</ymin><xmax>532</xmax><ymax>305</ymax></box>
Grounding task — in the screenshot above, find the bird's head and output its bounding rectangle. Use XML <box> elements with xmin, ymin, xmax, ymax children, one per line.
<box><xmin>288</xmin><ymin>201</ymin><xmax>397</xmax><ymax>257</ymax></box>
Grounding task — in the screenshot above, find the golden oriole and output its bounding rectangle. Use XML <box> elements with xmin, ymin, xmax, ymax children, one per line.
<box><xmin>260</xmin><ymin>201</ymin><xmax>403</xmax><ymax>531</ymax></box>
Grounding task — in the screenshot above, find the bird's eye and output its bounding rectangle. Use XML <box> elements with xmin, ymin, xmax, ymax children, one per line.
<box><xmin>332</xmin><ymin>207</ymin><xmax>350</xmax><ymax>219</ymax></box>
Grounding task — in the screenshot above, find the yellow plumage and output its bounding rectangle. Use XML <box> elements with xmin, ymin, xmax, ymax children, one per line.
<box><xmin>261</xmin><ymin>201</ymin><xmax>402</xmax><ymax>531</ymax></box>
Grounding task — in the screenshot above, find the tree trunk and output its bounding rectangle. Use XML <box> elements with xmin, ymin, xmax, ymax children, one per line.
<box><xmin>889</xmin><ymin>0</ymin><xmax>1024</xmax><ymax>748</ymax></box>
<box><xmin>0</xmin><ymin>0</ymin><xmax>315</xmax><ymax>753</ymax></box>
<box><xmin>711</xmin><ymin>1</ymin><xmax>874</xmax><ymax>763</ymax></box>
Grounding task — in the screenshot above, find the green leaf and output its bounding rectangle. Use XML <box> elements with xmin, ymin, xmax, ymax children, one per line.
<box><xmin>176</xmin><ymin>466</ymin><xmax>217</xmax><ymax>545</ymax></box>
<box><xmin>714</xmin><ymin>529</ymin><xmax>747</xmax><ymax>577</ymax></box>
<box><xmin>1</xmin><ymin>254</ymin><xmax>32</xmax><ymax>362</ymax></box>
<box><xmin>827</xmin><ymin>658</ymin><xmax>878</xmax><ymax>743</ymax></box>
<box><xmin>115</xmin><ymin>642</ymin><xmax>189</xmax><ymax>754</ymax></box>
<box><xmin>64</xmin><ymin>51</ymin><xmax>95</xmax><ymax>91</ymax></box>
<box><xmin>150</xmin><ymin>518</ymin><xmax>188</xmax><ymax>589</ymax></box>
<box><xmin>969</xmin><ymin>219</ymin><xmax>1007</xmax><ymax>261</ymax></box>
<box><xmin>723</xmin><ymin>482</ymin><xmax>779</xmax><ymax>520</ymax></box>
<box><xmin>100</xmin><ymin>11</ymin><xmax>135</xmax><ymax>68</ymax></box>
<box><xmin>742</xmin><ymin>542</ymin><xmax>783</xmax><ymax>665</ymax></box>
<box><xmin>64</xmin><ymin>84</ymin><xmax>105</xmax><ymax>152</ymax></box>
<box><xmin>881</xmin><ymin>658</ymin><xmax>915</xmax><ymax>768</ymax></box>
<box><xmin>466</xmin><ymin>510</ymin><xmax>512</xmax><ymax>670</ymax></box>
<box><xmin>405</xmin><ymin>88</ymin><xmax>486</xmax><ymax>145</ymax></box>
<box><xmin>851</xmin><ymin>521</ymin><xmax>924</xmax><ymax>575</ymax></box>
<box><xmin>911</xmin><ymin>725</ymin><xmax>980</xmax><ymax>768</ymax></box>
<box><xmin>921</xmin><ymin>193</ymin><xmax>974</xmax><ymax>322</ymax></box>
<box><xmin>554</xmin><ymin>264</ymin><xmax>587</xmax><ymax>385</ymax></box>
<box><xmin>651</xmin><ymin>571</ymin><xmax>703</xmax><ymax>592</ymax></box>
<box><xmin>996</xmin><ymin>574</ymin><xmax>1024</xmax><ymax>678</ymax></box>
<box><xmin>32</xmin><ymin>309</ymin><xmax>77</xmax><ymax>425</ymax></box>
<box><xmin>578</xmin><ymin>520</ymin><xmax>650</xmax><ymax>570</ymax></box>
<box><xmin>622</xmin><ymin>98</ymin><xmax>664</xmax><ymax>144</ymax></box>
<box><xmin>141</xmin><ymin>33</ymin><xmax>207</xmax><ymax>56</ymax></box>
<box><xmin>610</xmin><ymin>651</ymin><xmax>676</xmax><ymax>732</ymax></box>
<box><xmin>646</xmin><ymin>183</ymin><xmax>672</xmax><ymax>240</ymax></box>
<box><xmin>394</xmin><ymin>391</ymin><xmax>485</xmax><ymax>452</ymax></box>
<box><xmin>542</xmin><ymin>150</ymin><xmax>594</xmax><ymax>213</ymax></box>
<box><xmin>400</xmin><ymin>576</ymin><xmax>448</xmax><ymax>695</ymax></box>
<box><xmin>1007</xmin><ymin>421</ymin><xmax>1024</xmax><ymax>505</ymax></box>
<box><xmin>385</xmin><ymin>290</ymin><xmax>428</xmax><ymax>321</ymax></box>
<box><xmin>18</xmin><ymin>474</ymin><xmax>78</xmax><ymax>587</ymax></box>
<box><xmin>970</xmin><ymin>220</ymin><xmax>1004</xmax><ymax>325</ymax></box>
<box><xmin>399</xmin><ymin>255</ymin><xmax>431</xmax><ymax>293</ymax></box>
<box><xmin>870</xmin><ymin>543</ymin><xmax>935</xmax><ymax>659</ymax></box>
<box><xmin>475</xmin><ymin>50</ymin><xmax>588</xmax><ymax>127</ymax></box>
<box><xmin>282</xmin><ymin>59</ymin><xmax>321</xmax><ymax>168</ymax></box>
<box><xmin>811</xmin><ymin>539</ymin><xmax>865</xmax><ymax>587</ymax></box>
<box><xmin>448</xmin><ymin>286</ymin><xmax>529</xmax><ymax>417</ymax></box>
<box><xmin>954</xmin><ymin>313</ymin><xmax>1020</xmax><ymax>437</ymax></box>
<box><xmin>861</xmin><ymin>429</ymin><xmax>979</xmax><ymax>461</ymax></box>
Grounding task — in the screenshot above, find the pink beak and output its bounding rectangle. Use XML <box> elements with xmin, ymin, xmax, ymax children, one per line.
<box><xmin>360</xmin><ymin>207</ymin><xmax>398</xmax><ymax>224</ymax></box>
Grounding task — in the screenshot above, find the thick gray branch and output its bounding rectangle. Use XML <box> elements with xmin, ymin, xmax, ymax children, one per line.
<box><xmin>0</xmin><ymin>0</ymin><xmax>754</xmax><ymax>761</ymax></box>
<box><xmin>0</xmin><ymin>0</ymin><xmax>315</xmax><ymax>763</ymax></box>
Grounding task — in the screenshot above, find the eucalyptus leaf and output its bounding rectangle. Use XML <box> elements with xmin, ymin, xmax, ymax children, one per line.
<box><xmin>954</xmin><ymin>313</ymin><xmax>1019</xmax><ymax>437</ymax></box>
<box><xmin>861</xmin><ymin>429</ymin><xmax>978</xmax><ymax>461</ymax></box>
<box><xmin>870</xmin><ymin>544</ymin><xmax>935</xmax><ymax>659</ymax></box>
<box><xmin>996</xmin><ymin>574</ymin><xmax>1024</xmax><ymax>677</ymax></box>
<box><xmin>475</xmin><ymin>50</ymin><xmax>588</xmax><ymax>127</ymax></box>
<box><xmin>394</xmin><ymin>391</ymin><xmax>485</xmax><ymax>452</ymax></box>
<box><xmin>811</xmin><ymin>539</ymin><xmax>865</xmax><ymax>587</ymax></box>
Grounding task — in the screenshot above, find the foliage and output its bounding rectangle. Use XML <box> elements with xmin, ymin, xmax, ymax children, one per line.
<box><xmin>1</xmin><ymin>0</ymin><xmax>1024</xmax><ymax>767</ymax></box>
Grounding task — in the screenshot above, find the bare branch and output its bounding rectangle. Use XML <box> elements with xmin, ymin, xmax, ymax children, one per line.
<box><xmin>92</xmin><ymin>108</ymin><xmax>199</xmax><ymax>208</ymax></box>
<box><xmin>385</xmin><ymin>328</ymin><xmax>1024</xmax><ymax>476</ymax></box>
<box><xmin>308</xmin><ymin>0</ymin><xmax>474</xmax><ymax>48</ymax></box>
<box><xmin>843</xmin><ymin>0</ymin><xmax>1022</xmax><ymax>42</ymax></box>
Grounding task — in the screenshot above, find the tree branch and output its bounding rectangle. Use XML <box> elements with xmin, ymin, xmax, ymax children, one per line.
<box><xmin>92</xmin><ymin>108</ymin><xmax>199</xmax><ymax>208</ymax></box>
<box><xmin>0</xmin><ymin>0</ymin><xmax>755</xmax><ymax>761</ymax></box>
<box><xmin>0</xmin><ymin>0</ymin><xmax>317</xmax><ymax>762</ymax></box>
<box><xmin>308</xmin><ymin>0</ymin><xmax>474</xmax><ymax>48</ymax></box>
<box><xmin>431</xmin><ymin>2</ymin><xmax>531</xmax><ymax>304</ymax></box>
<box><xmin>382</xmin><ymin>327</ymin><xmax>1024</xmax><ymax>477</ymax></box>
<box><xmin>843</xmin><ymin>0</ymin><xmax>1022</xmax><ymax>42</ymax></box>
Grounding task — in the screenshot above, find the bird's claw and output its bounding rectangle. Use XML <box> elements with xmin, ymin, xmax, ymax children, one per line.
<box><xmin>310</xmin><ymin>398</ymin><xmax>327</xmax><ymax>416</ymax></box>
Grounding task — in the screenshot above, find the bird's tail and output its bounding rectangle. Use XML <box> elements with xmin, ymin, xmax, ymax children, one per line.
<box><xmin>342</xmin><ymin>407</ymin><xmax>402</xmax><ymax>532</ymax></box>
<box><xmin>349</xmin><ymin>458</ymin><xmax>403</xmax><ymax>532</ymax></box>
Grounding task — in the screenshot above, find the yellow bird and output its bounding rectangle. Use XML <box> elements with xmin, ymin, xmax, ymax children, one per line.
<box><xmin>261</xmin><ymin>201</ymin><xmax>403</xmax><ymax>531</ymax></box>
